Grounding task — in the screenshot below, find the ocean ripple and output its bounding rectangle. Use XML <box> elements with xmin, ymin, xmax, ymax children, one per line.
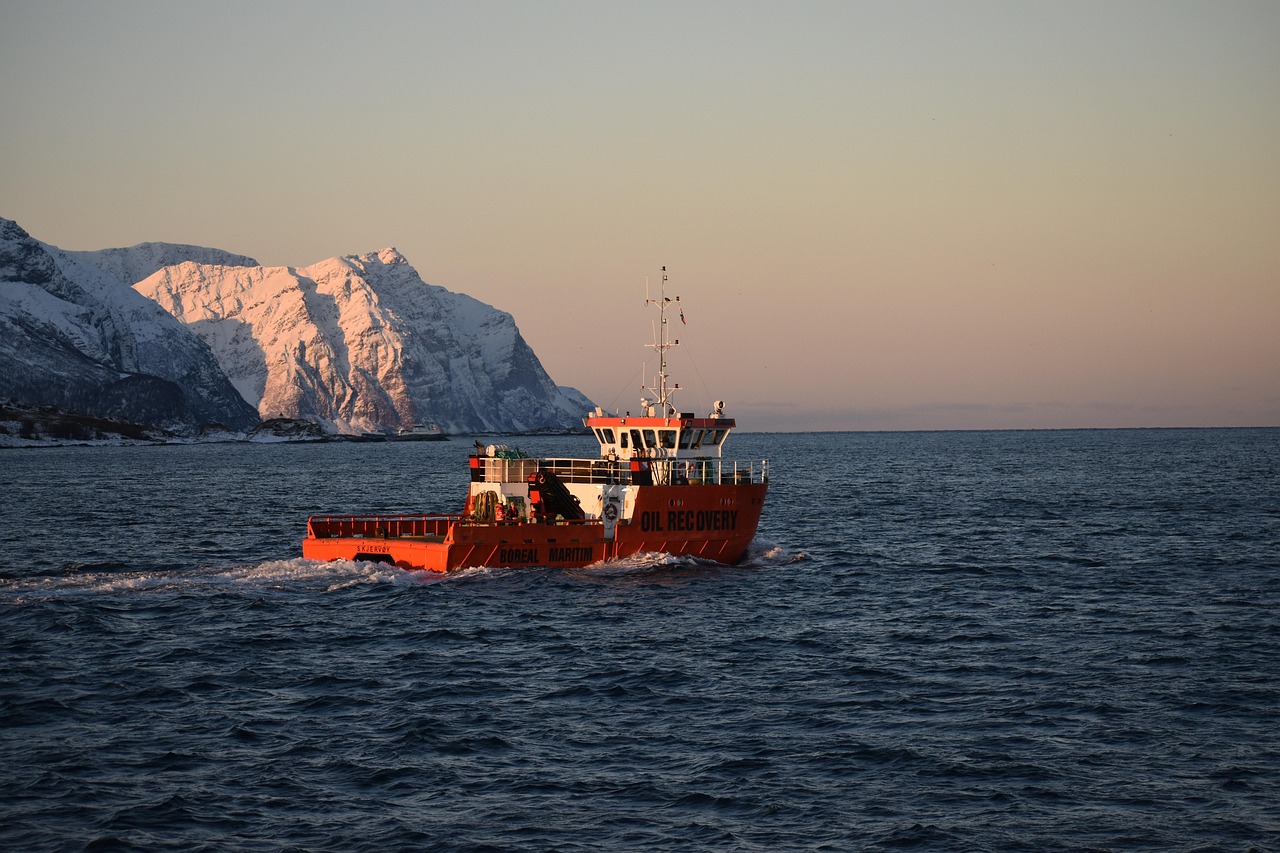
<box><xmin>2</xmin><ymin>431</ymin><xmax>1278</xmax><ymax>851</ymax></box>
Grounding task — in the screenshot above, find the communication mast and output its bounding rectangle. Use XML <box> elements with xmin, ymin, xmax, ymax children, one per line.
<box><xmin>642</xmin><ymin>266</ymin><xmax>681</xmax><ymax>417</ymax></box>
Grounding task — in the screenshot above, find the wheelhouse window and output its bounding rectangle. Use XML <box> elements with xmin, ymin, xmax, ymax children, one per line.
<box><xmin>659</xmin><ymin>429</ymin><xmax>677</xmax><ymax>449</ymax></box>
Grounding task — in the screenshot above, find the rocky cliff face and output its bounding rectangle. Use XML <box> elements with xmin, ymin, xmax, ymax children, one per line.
<box><xmin>136</xmin><ymin>247</ymin><xmax>591</xmax><ymax>434</ymax></box>
<box><xmin>0</xmin><ymin>218</ymin><xmax>261</xmax><ymax>433</ymax></box>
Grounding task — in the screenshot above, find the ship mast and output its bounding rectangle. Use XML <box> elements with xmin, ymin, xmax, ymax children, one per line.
<box><xmin>643</xmin><ymin>266</ymin><xmax>681</xmax><ymax>417</ymax></box>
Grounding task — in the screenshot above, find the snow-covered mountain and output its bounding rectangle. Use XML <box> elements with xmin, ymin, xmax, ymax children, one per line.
<box><xmin>2</xmin><ymin>216</ymin><xmax>591</xmax><ymax>436</ymax></box>
<box><xmin>65</xmin><ymin>242</ymin><xmax>259</xmax><ymax>288</ymax></box>
<box><xmin>136</xmin><ymin>247</ymin><xmax>592</xmax><ymax>434</ymax></box>
<box><xmin>0</xmin><ymin>218</ymin><xmax>261</xmax><ymax>433</ymax></box>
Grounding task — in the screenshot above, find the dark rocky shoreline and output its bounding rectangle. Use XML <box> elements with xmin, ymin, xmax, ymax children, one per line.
<box><xmin>1</xmin><ymin>402</ymin><xmax>587</xmax><ymax>448</ymax></box>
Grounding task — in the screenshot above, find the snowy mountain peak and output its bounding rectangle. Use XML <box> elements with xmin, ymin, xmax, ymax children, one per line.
<box><xmin>375</xmin><ymin>247</ymin><xmax>408</xmax><ymax>265</ymax></box>
<box><xmin>136</xmin><ymin>248</ymin><xmax>591</xmax><ymax>435</ymax></box>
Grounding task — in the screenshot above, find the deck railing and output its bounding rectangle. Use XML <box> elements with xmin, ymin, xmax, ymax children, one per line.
<box><xmin>473</xmin><ymin>455</ymin><xmax>768</xmax><ymax>486</ymax></box>
<box><xmin>307</xmin><ymin>514</ymin><xmax>457</xmax><ymax>539</ymax></box>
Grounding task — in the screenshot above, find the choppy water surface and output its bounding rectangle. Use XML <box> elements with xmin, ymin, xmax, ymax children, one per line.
<box><xmin>2</xmin><ymin>430</ymin><xmax>1278</xmax><ymax>852</ymax></box>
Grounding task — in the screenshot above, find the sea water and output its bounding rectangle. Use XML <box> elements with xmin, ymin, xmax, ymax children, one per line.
<box><xmin>2</xmin><ymin>430</ymin><xmax>1277</xmax><ymax>852</ymax></box>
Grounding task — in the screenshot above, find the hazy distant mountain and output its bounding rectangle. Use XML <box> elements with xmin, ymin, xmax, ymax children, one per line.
<box><xmin>136</xmin><ymin>247</ymin><xmax>593</xmax><ymax>434</ymax></box>
<box><xmin>65</xmin><ymin>242</ymin><xmax>259</xmax><ymax>287</ymax></box>
<box><xmin>0</xmin><ymin>218</ymin><xmax>260</xmax><ymax>433</ymax></box>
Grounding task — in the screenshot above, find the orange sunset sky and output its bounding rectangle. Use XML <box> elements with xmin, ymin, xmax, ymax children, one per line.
<box><xmin>3</xmin><ymin>1</ymin><xmax>1277</xmax><ymax>430</ymax></box>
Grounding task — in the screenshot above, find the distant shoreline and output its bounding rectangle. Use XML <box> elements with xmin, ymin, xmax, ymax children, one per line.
<box><xmin>0</xmin><ymin>403</ymin><xmax>591</xmax><ymax>449</ymax></box>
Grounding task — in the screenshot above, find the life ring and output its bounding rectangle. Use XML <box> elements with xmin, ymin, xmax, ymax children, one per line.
<box><xmin>603</xmin><ymin>503</ymin><xmax>618</xmax><ymax>522</ymax></box>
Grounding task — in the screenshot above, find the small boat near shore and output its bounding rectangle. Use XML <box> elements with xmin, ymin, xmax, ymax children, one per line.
<box><xmin>389</xmin><ymin>423</ymin><xmax>447</xmax><ymax>442</ymax></box>
<box><xmin>302</xmin><ymin>269</ymin><xmax>768</xmax><ymax>572</ymax></box>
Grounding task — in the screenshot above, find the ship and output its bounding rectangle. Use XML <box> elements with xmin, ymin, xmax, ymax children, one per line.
<box><xmin>301</xmin><ymin>268</ymin><xmax>768</xmax><ymax>572</ymax></box>
<box><xmin>389</xmin><ymin>423</ymin><xmax>447</xmax><ymax>442</ymax></box>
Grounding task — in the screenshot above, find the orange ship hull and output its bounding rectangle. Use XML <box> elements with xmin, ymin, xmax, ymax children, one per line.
<box><xmin>303</xmin><ymin>482</ymin><xmax>767</xmax><ymax>573</ymax></box>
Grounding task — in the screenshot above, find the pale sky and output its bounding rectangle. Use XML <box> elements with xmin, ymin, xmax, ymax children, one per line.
<box><xmin>3</xmin><ymin>1</ymin><xmax>1277</xmax><ymax>430</ymax></box>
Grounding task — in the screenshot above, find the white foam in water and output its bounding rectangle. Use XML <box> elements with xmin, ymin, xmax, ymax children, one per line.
<box><xmin>568</xmin><ymin>550</ymin><xmax>702</xmax><ymax>577</ymax></box>
<box><xmin>747</xmin><ymin>540</ymin><xmax>809</xmax><ymax>565</ymax></box>
<box><xmin>218</xmin><ymin>558</ymin><xmax>455</xmax><ymax>590</ymax></box>
<box><xmin>2</xmin><ymin>546</ymin><xmax>799</xmax><ymax>604</ymax></box>
<box><xmin>1</xmin><ymin>567</ymin><xmax>187</xmax><ymax>600</ymax></box>
<box><xmin>0</xmin><ymin>558</ymin><xmax>451</xmax><ymax>601</ymax></box>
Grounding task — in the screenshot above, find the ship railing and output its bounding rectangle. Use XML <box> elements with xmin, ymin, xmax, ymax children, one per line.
<box><xmin>474</xmin><ymin>456</ymin><xmax>617</xmax><ymax>484</ymax></box>
<box><xmin>474</xmin><ymin>455</ymin><xmax>769</xmax><ymax>486</ymax></box>
<box><xmin>473</xmin><ymin>456</ymin><xmax>541</xmax><ymax>483</ymax></box>
<box><xmin>665</xmin><ymin>458</ymin><xmax>769</xmax><ymax>486</ymax></box>
<box><xmin>307</xmin><ymin>514</ymin><xmax>458</xmax><ymax>540</ymax></box>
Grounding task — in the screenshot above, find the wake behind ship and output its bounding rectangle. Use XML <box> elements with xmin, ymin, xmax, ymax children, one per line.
<box><xmin>301</xmin><ymin>269</ymin><xmax>768</xmax><ymax>572</ymax></box>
